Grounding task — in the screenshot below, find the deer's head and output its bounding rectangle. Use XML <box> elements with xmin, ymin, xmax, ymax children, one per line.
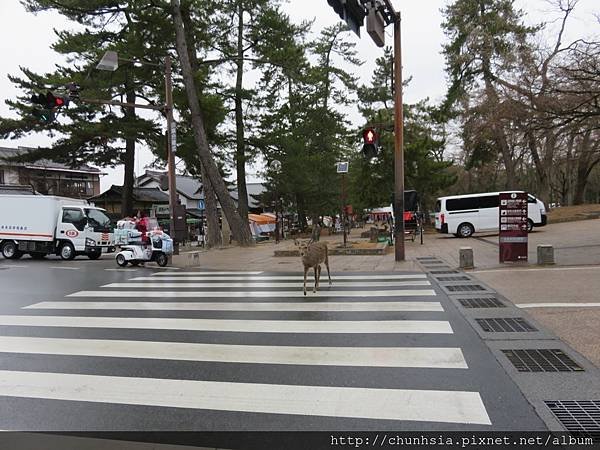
<box><xmin>294</xmin><ymin>239</ymin><xmax>312</xmax><ymax>257</ymax></box>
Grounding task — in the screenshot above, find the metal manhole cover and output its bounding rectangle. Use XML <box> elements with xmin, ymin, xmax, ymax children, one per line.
<box><xmin>459</xmin><ymin>297</ymin><xmax>505</xmax><ymax>308</ymax></box>
<box><xmin>545</xmin><ymin>400</ymin><xmax>600</xmax><ymax>438</ymax></box>
<box><xmin>430</xmin><ymin>270</ymin><xmax>459</xmax><ymax>274</ymax></box>
<box><xmin>446</xmin><ymin>284</ymin><xmax>486</xmax><ymax>292</ymax></box>
<box><xmin>436</xmin><ymin>276</ymin><xmax>471</xmax><ymax>282</ymax></box>
<box><xmin>476</xmin><ymin>318</ymin><xmax>537</xmax><ymax>332</ymax></box>
<box><xmin>502</xmin><ymin>349</ymin><xmax>584</xmax><ymax>372</ymax></box>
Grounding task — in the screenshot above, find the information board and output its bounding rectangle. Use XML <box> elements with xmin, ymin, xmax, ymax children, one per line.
<box><xmin>499</xmin><ymin>192</ymin><xmax>528</xmax><ymax>262</ymax></box>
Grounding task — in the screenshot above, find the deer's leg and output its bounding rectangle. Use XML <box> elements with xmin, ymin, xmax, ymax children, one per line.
<box><xmin>325</xmin><ymin>253</ymin><xmax>332</xmax><ymax>285</ymax></box>
<box><xmin>316</xmin><ymin>264</ymin><xmax>321</xmax><ymax>290</ymax></box>
<box><xmin>303</xmin><ymin>266</ymin><xmax>308</xmax><ymax>296</ymax></box>
<box><xmin>313</xmin><ymin>265</ymin><xmax>318</xmax><ymax>293</ymax></box>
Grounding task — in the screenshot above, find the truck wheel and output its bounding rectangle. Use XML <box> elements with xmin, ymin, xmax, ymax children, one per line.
<box><xmin>1</xmin><ymin>241</ymin><xmax>22</xmax><ymax>260</ymax></box>
<box><xmin>156</xmin><ymin>253</ymin><xmax>168</xmax><ymax>267</ymax></box>
<box><xmin>87</xmin><ymin>249</ymin><xmax>102</xmax><ymax>260</ymax></box>
<box><xmin>527</xmin><ymin>219</ymin><xmax>534</xmax><ymax>233</ymax></box>
<box><xmin>116</xmin><ymin>254</ymin><xmax>128</xmax><ymax>267</ymax></box>
<box><xmin>59</xmin><ymin>242</ymin><xmax>75</xmax><ymax>260</ymax></box>
<box><xmin>30</xmin><ymin>252</ymin><xmax>46</xmax><ymax>260</ymax></box>
<box><xmin>457</xmin><ymin>222</ymin><xmax>475</xmax><ymax>238</ymax></box>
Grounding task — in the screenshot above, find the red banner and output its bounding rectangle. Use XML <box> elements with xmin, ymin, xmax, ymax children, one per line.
<box><xmin>499</xmin><ymin>192</ymin><xmax>528</xmax><ymax>262</ymax></box>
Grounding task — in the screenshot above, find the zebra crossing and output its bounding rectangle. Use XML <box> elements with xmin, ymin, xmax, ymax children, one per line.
<box><xmin>0</xmin><ymin>269</ymin><xmax>493</xmax><ymax>429</ymax></box>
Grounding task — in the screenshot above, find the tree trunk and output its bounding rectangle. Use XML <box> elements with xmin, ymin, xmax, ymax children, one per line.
<box><xmin>200</xmin><ymin>162</ymin><xmax>222</xmax><ymax>248</ymax></box>
<box><xmin>121</xmin><ymin>78</ymin><xmax>136</xmax><ymax>217</ymax></box>
<box><xmin>573</xmin><ymin>133</ymin><xmax>600</xmax><ymax>205</ymax></box>
<box><xmin>181</xmin><ymin>4</ymin><xmax>221</xmax><ymax>248</ymax></box>
<box><xmin>171</xmin><ymin>0</ymin><xmax>253</xmax><ymax>246</ymax></box>
<box><xmin>234</xmin><ymin>0</ymin><xmax>249</xmax><ymax>222</ymax></box>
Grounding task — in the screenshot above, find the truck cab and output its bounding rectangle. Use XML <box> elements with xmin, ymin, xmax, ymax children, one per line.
<box><xmin>56</xmin><ymin>206</ymin><xmax>115</xmax><ymax>260</ymax></box>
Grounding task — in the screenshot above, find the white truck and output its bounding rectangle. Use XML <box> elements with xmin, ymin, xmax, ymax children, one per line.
<box><xmin>0</xmin><ymin>194</ymin><xmax>115</xmax><ymax>260</ymax></box>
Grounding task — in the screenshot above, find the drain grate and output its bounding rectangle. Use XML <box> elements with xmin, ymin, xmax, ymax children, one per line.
<box><xmin>430</xmin><ymin>270</ymin><xmax>459</xmax><ymax>274</ymax></box>
<box><xmin>436</xmin><ymin>276</ymin><xmax>471</xmax><ymax>282</ymax></box>
<box><xmin>476</xmin><ymin>317</ymin><xmax>537</xmax><ymax>332</ymax></box>
<box><xmin>502</xmin><ymin>349</ymin><xmax>584</xmax><ymax>372</ymax></box>
<box><xmin>417</xmin><ymin>257</ymin><xmax>439</xmax><ymax>261</ymax></box>
<box><xmin>458</xmin><ymin>297</ymin><xmax>505</xmax><ymax>308</ymax></box>
<box><xmin>446</xmin><ymin>284</ymin><xmax>486</xmax><ymax>292</ymax></box>
<box><xmin>545</xmin><ymin>400</ymin><xmax>600</xmax><ymax>438</ymax></box>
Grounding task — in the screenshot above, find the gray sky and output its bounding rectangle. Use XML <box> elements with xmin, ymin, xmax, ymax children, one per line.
<box><xmin>0</xmin><ymin>0</ymin><xmax>597</xmax><ymax>191</ymax></box>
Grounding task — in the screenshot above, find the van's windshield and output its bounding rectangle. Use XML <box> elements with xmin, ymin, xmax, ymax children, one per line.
<box><xmin>434</xmin><ymin>200</ymin><xmax>441</xmax><ymax>213</ymax></box>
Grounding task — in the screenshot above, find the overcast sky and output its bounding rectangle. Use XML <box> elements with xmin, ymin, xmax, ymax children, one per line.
<box><xmin>0</xmin><ymin>0</ymin><xmax>597</xmax><ymax>191</ymax></box>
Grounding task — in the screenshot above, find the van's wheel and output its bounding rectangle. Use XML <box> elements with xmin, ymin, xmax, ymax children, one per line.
<box><xmin>59</xmin><ymin>242</ymin><xmax>75</xmax><ymax>260</ymax></box>
<box><xmin>156</xmin><ymin>253</ymin><xmax>168</xmax><ymax>267</ymax></box>
<box><xmin>87</xmin><ymin>249</ymin><xmax>102</xmax><ymax>260</ymax></box>
<box><xmin>457</xmin><ymin>223</ymin><xmax>475</xmax><ymax>238</ymax></box>
<box><xmin>116</xmin><ymin>254</ymin><xmax>128</xmax><ymax>267</ymax></box>
<box><xmin>30</xmin><ymin>252</ymin><xmax>46</xmax><ymax>260</ymax></box>
<box><xmin>527</xmin><ymin>219</ymin><xmax>534</xmax><ymax>233</ymax></box>
<box><xmin>1</xmin><ymin>241</ymin><xmax>22</xmax><ymax>259</ymax></box>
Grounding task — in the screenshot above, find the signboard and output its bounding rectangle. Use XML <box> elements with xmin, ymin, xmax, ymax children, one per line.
<box><xmin>336</xmin><ymin>161</ymin><xmax>349</xmax><ymax>173</ymax></box>
<box><xmin>170</xmin><ymin>122</ymin><xmax>176</xmax><ymax>153</ymax></box>
<box><xmin>499</xmin><ymin>192</ymin><xmax>528</xmax><ymax>262</ymax></box>
<box><xmin>153</xmin><ymin>204</ymin><xmax>170</xmax><ymax>217</ymax></box>
<box><xmin>198</xmin><ymin>199</ymin><xmax>205</xmax><ymax>211</ymax></box>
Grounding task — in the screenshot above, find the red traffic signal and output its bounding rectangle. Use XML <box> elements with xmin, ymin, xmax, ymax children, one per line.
<box><xmin>46</xmin><ymin>91</ymin><xmax>68</xmax><ymax>108</ymax></box>
<box><xmin>362</xmin><ymin>127</ymin><xmax>379</xmax><ymax>159</ymax></box>
<box><xmin>363</xmin><ymin>128</ymin><xmax>377</xmax><ymax>144</ymax></box>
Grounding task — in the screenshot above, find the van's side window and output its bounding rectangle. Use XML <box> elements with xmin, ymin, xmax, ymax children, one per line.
<box><xmin>478</xmin><ymin>195</ymin><xmax>499</xmax><ymax>209</ymax></box>
<box><xmin>62</xmin><ymin>208</ymin><xmax>86</xmax><ymax>231</ymax></box>
<box><xmin>446</xmin><ymin>197</ymin><xmax>479</xmax><ymax>211</ymax></box>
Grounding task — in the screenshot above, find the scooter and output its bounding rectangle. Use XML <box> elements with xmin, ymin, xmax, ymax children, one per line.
<box><xmin>115</xmin><ymin>232</ymin><xmax>173</xmax><ymax>267</ymax></box>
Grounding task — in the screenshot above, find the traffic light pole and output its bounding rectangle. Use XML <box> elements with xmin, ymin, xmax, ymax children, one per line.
<box><xmin>393</xmin><ymin>11</ymin><xmax>405</xmax><ymax>262</ymax></box>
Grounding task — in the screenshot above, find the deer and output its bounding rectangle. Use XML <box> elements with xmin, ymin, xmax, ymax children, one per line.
<box><xmin>294</xmin><ymin>239</ymin><xmax>332</xmax><ymax>295</ymax></box>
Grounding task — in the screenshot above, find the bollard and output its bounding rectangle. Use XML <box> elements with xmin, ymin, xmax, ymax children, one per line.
<box><xmin>459</xmin><ymin>247</ymin><xmax>474</xmax><ymax>269</ymax></box>
<box><xmin>537</xmin><ymin>245</ymin><xmax>555</xmax><ymax>265</ymax></box>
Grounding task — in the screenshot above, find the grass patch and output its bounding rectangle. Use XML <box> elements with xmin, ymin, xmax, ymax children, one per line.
<box><xmin>547</xmin><ymin>204</ymin><xmax>600</xmax><ymax>223</ymax></box>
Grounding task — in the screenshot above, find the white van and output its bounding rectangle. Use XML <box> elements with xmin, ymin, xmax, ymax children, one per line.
<box><xmin>434</xmin><ymin>192</ymin><xmax>547</xmax><ymax>238</ymax></box>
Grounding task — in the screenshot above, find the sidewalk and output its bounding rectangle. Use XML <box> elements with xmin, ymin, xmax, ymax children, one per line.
<box><xmin>173</xmin><ymin>232</ymin><xmax>421</xmax><ymax>272</ymax></box>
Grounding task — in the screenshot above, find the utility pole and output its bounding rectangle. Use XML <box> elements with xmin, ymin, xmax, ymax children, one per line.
<box><xmin>164</xmin><ymin>56</ymin><xmax>179</xmax><ymax>255</ymax></box>
<box><xmin>393</xmin><ymin>12</ymin><xmax>405</xmax><ymax>261</ymax></box>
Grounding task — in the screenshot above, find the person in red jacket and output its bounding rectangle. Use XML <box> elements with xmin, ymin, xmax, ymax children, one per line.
<box><xmin>135</xmin><ymin>211</ymin><xmax>149</xmax><ymax>245</ymax></box>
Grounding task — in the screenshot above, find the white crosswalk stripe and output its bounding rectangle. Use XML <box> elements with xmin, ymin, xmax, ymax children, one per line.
<box><xmin>25</xmin><ymin>301</ymin><xmax>444</xmax><ymax>312</ymax></box>
<box><xmin>137</xmin><ymin>274</ymin><xmax>427</xmax><ymax>280</ymax></box>
<box><xmin>101</xmin><ymin>280</ymin><xmax>432</xmax><ymax>288</ymax></box>
<box><xmin>0</xmin><ymin>336</ymin><xmax>467</xmax><ymax>368</ymax></box>
<box><xmin>0</xmin><ymin>270</ymin><xmax>492</xmax><ymax>427</ymax></box>
<box><xmin>67</xmin><ymin>289</ymin><xmax>437</xmax><ymax>297</ymax></box>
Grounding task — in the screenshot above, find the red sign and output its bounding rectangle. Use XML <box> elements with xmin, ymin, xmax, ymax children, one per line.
<box><xmin>65</xmin><ymin>230</ymin><xmax>79</xmax><ymax>238</ymax></box>
<box><xmin>499</xmin><ymin>192</ymin><xmax>528</xmax><ymax>262</ymax></box>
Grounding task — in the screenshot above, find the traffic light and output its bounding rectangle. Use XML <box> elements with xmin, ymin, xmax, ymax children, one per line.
<box><xmin>362</xmin><ymin>127</ymin><xmax>379</xmax><ymax>158</ymax></box>
<box><xmin>326</xmin><ymin>0</ymin><xmax>366</xmax><ymax>37</ymax></box>
<box><xmin>29</xmin><ymin>90</ymin><xmax>69</xmax><ymax>123</ymax></box>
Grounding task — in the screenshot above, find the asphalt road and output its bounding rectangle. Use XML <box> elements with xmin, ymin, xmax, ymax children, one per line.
<box><xmin>0</xmin><ymin>254</ymin><xmax>549</xmax><ymax>437</ymax></box>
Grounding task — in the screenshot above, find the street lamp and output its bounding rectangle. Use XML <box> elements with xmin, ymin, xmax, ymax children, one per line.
<box><xmin>96</xmin><ymin>50</ymin><xmax>179</xmax><ymax>253</ymax></box>
<box><xmin>269</xmin><ymin>159</ymin><xmax>282</xmax><ymax>244</ymax></box>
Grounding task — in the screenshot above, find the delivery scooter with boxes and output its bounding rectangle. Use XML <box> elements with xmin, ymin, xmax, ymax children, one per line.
<box><xmin>114</xmin><ymin>217</ymin><xmax>173</xmax><ymax>267</ymax></box>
